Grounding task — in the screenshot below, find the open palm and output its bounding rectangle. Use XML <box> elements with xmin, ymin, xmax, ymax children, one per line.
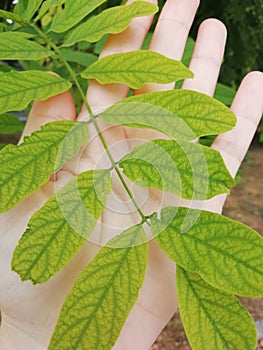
<box><xmin>0</xmin><ymin>0</ymin><xmax>262</xmax><ymax>349</ymax></box>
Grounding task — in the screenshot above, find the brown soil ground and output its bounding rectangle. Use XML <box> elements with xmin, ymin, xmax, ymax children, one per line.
<box><xmin>152</xmin><ymin>141</ymin><xmax>263</xmax><ymax>350</ymax></box>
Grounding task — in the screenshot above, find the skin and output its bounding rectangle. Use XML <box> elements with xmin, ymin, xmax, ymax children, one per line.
<box><xmin>0</xmin><ymin>0</ymin><xmax>262</xmax><ymax>349</ymax></box>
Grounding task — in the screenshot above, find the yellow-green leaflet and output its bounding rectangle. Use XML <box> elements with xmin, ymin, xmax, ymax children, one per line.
<box><xmin>120</xmin><ymin>139</ymin><xmax>234</xmax><ymax>200</ymax></box>
<box><xmin>100</xmin><ymin>102</ymin><xmax>196</xmax><ymax>141</ymax></box>
<box><xmin>12</xmin><ymin>170</ymin><xmax>111</xmax><ymax>284</ymax></box>
<box><xmin>124</xmin><ymin>90</ymin><xmax>237</xmax><ymax>137</ymax></box>
<box><xmin>63</xmin><ymin>1</ymin><xmax>158</xmax><ymax>46</ymax></box>
<box><xmin>0</xmin><ymin>70</ymin><xmax>71</xmax><ymax>114</ymax></box>
<box><xmin>51</xmin><ymin>0</ymin><xmax>107</xmax><ymax>33</ymax></box>
<box><xmin>0</xmin><ymin>32</ymin><xmax>54</xmax><ymax>60</ymax></box>
<box><xmin>48</xmin><ymin>225</ymin><xmax>148</xmax><ymax>350</ymax></box>
<box><xmin>0</xmin><ymin>121</ymin><xmax>88</xmax><ymax>212</ymax></box>
<box><xmin>177</xmin><ymin>267</ymin><xmax>257</xmax><ymax>350</ymax></box>
<box><xmin>81</xmin><ymin>50</ymin><xmax>193</xmax><ymax>89</ymax></box>
<box><xmin>151</xmin><ymin>207</ymin><xmax>263</xmax><ymax>297</ymax></box>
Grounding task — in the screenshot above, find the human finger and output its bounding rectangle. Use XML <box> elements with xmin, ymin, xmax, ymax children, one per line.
<box><xmin>182</xmin><ymin>18</ymin><xmax>227</xmax><ymax>95</ymax></box>
<box><xmin>204</xmin><ymin>71</ymin><xmax>263</xmax><ymax>212</ymax></box>
<box><xmin>135</xmin><ymin>0</ymin><xmax>200</xmax><ymax>94</ymax></box>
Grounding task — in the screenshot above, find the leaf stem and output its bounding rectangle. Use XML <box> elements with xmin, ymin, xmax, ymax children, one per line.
<box><xmin>31</xmin><ymin>24</ymin><xmax>147</xmax><ymax>223</ymax></box>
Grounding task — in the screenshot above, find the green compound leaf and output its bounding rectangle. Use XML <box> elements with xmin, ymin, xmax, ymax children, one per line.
<box><xmin>48</xmin><ymin>225</ymin><xmax>148</xmax><ymax>350</ymax></box>
<box><xmin>51</xmin><ymin>0</ymin><xmax>107</xmax><ymax>33</ymax></box>
<box><xmin>120</xmin><ymin>139</ymin><xmax>234</xmax><ymax>200</ymax></box>
<box><xmin>63</xmin><ymin>1</ymin><xmax>158</xmax><ymax>46</ymax></box>
<box><xmin>151</xmin><ymin>206</ymin><xmax>263</xmax><ymax>297</ymax></box>
<box><xmin>81</xmin><ymin>50</ymin><xmax>193</xmax><ymax>89</ymax></box>
<box><xmin>14</xmin><ymin>0</ymin><xmax>42</xmax><ymax>20</ymax></box>
<box><xmin>124</xmin><ymin>90</ymin><xmax>236</xmax><ymax>137</ymax></box>
<box><xmin>0</xmin><ymin>32</ymin><xmax>54</xmax><ymax>60</ymax></box>
<box><xmin>12</xmin><ymin>170</ymin><xmax>111</xmax><ymax>284</ymax></box>
<box><xmin>0</xmin><ymin>113</ymin><xmax>24</xmax><ymax>134</ymax></box>
<box><xmin>0</xmin><ymin>70</ymin><xmax>71</xmax><ymax>114</ymax></box>
<box><xmin>177</xmin><ymin>266</ymin><xmax>257</xmax><ymax>350</ymax></box>
<box><xmin>0</xmin><ymin>121</ymin><xmax>89</xmax><ymax>213</ymax></box>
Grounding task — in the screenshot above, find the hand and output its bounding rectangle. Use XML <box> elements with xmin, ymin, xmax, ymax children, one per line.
<box><xmin>0</xmin><ymin>0</ymin><xmax>262</xmax><ymax>349</ymax></box>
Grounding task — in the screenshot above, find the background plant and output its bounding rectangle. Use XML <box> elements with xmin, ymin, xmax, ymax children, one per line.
<box><xmin>0</xmin><ymin>1</ymin><xmax>262</xmax><ymax>350</ymax></box>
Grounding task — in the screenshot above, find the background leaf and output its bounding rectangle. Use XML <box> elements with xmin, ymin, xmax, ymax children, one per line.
<box><xmin>0</xmin><ymin>10</ymin><xmax>29</xmax><ymax>25</ymax></box>
<box><xmin>59</xmin><ymin>48</ymin><xmax>97</xmax><ymax>66</ymax></box>
<box><xmin>175</xmin><ymin>36</ymin><xmax>195</xmax><ymax>89</ymax></box>
<box><xmin>81</xmin><ymin>50</ymin><xmax>193</xmax><ymax>89</ymax></box>
<box><xmin>0</xmin><ymin>121</ymin><xmax>88</xmax><ymax>213</ymax></box>
<box><xmin>0</xmin><ymin>32</ymin><xmax>54</xmax><ymax>60</ymax></box>
<box><xmin>51</xmin><ymin>0</ymin><xmax>107</xmax><ymax>33</ymax></box>
<box><xmin>0</xmin><ymin>113</ymin><xmax>24</xmax><ymax>133</ymax></box>
<box><xmin>48</xmin><ymin>225</ymin><xmax>148</xmax><ymax>350</ymax></box>
<box><xmin>12</xmin><ymin>170</ymin><xmax>111</xmax><ymax>284</ymax></box>
<box><xmin>14</xmin><ymin>0</ymin><xmax>42</xmax><ymax>20</ymax></box>
<box><xmin>0</xmin><ymin>70</ymin><xmax>71</xmax><ymax>114</ymax></box>
<box><xmin>177</xmin><ymin>266</ymin><xmax>257</xmax><ymax>350</ymax></box>
<box><xmin>124</xmin><ymin>90</ymin><xmax>236</xmax><ymax>137</ymax></box>
<box><xmin>151</xmin><ymin>206</ymin><xmax>263</xmax><ymax>297</ymax></box>
<box><xmin>63</xmin><ymin>1</ymin><xmax>158</xmax><ymax>46</ymax></box>
<box><xmin>214</xmin><ymin>82</ymin><xmax>236</xmax><ymax>106</ymax></box>
<box><xmin>35</xmin><ymin>0</ymin><xmax>66</xmax><ymax>22</ymax></box>
<box><xmin>120</xmin><ymin>139</ymin><xmax>234</xmax><ymax>200</ymax></box>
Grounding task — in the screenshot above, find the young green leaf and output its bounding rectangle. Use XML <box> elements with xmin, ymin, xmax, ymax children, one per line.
<box><xmin>120</xmin><ymin>139</ymin><xmax>234</xmax><ymax>199</ymax></box>
<box><xmin>151</xmin><ymin>206</ymin><xmax>263</xmax><ymax>297</ymax></box>
<box><xmin>50</xmin><ymin>0</ymin><xmax>107</xmax><ymax>33</ymax></box>
<box><xmin>0</xmin><ymin>121</ymin><xmax>89</xmax><ymax>213</ymax></box>
<box><xmin>0</xmin><ymin>70</ymin><xmax>71</xmax><ymax>114</ymax></box>
<box><xmin>63</xmin><ymin>1</ymin><xmax>158</xmax><ymax>46</ymax></box>
<box><xmin>0</xmin><ymin>32</ymin><xmax>54</xmax><ymax>60</ymax></box>
<box><xmin>177</xmin><ymin>266</ymin><xmax>257</xmax><ymax>350</ymax></box>
<box><xmin>0</xmin><ymin>10</ymin><xmax>29</xmax><ymax>25</ymax></box>
<box><xmin>59</xmin><ymin>48</ymin><xmax>97</xmax><ymax>66</ymax></box>
<box><xmin>12</xmin><ymin>170</ymin><xmax>111</xmax><ymax>284</ymax></box>
<box><xmin>14</xmin><ymin>0</ymin><xmax>42</xmax><ymax>20</ymax></box>
<box><xmin>123</xmin><ymin>90</ymin><xmax>236</xmax><ymax>137</ymax></box>
<box><xmin>81</xmin><ymin>50</ymin><xmax>193</xmax><ymax>89</ymax></box>
<box><xmin>48</xmin><ymin>224</ymin><xmax>148</xmax><ymax>350</ymax></box>
<box><xmin>0</xmin><ymin>113</ymin><xmax>24</xmax><ymax>133</ymax></box>
<box><xmin>100</xmin><ymin>102</ymin><xmax>197</xmax><ymax>141</ymax></box>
